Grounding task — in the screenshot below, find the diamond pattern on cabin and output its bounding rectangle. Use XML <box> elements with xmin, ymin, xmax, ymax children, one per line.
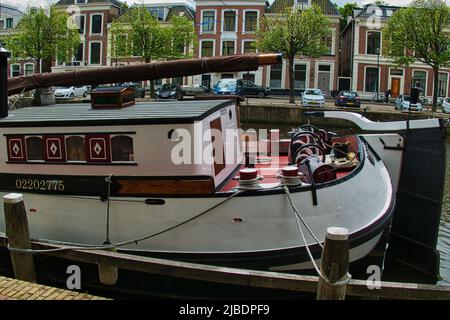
<box><xmin>12</xmin><ymin>143</ymin><xmax>20</xmax><ymax>155</ymax></box>
<box><xmin>94</xmin><ymin>142</ymin><xmax>102</xmax><ymax>155</ymax></box>
<box><xmin>50</xmin><ymin>143</ymin><xmax>58</xmax><ymax>155</ymax></box>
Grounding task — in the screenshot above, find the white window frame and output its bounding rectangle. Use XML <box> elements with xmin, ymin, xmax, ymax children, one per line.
<box><xmin>293</xmin><ymin>62</ymin><xmax>309</xmax><ymax>90</ymax></box>
<box><xmin>90</xmin><ymin>13</ymin><xmax>103</xmax><ymax>36</ymax></box>
<box><xmin>220</xmin><ymin>40</ymin><xmax>236</xmax><ymax>56</ymax></box>
<box><xmin>242</xmin><ymin>40</ymin><xmax>257</xmax><ymax>54</ymax></box>
<box><xmin>267</xmin><ymin>59</ymin><xmax>286</xmax><ymax>89</ymax></box>
<box><xmin>363</xmin><ymin>65</ymin><xmax>381</xmax><ymax>93</ymax></box>
<box><xmin>200</xmin><ymin>39</ymin><xmax>215</xmax><ymax>58</ymax></box>
<box><xmin>433</xmin><ymin>71</ymin><xmax>449</xmax><ymax>98</ymax></box>
<box><xmin>74</xmin><ymin>41</ymin><xmax>85</xmax><ymax>63</ymax></box>
<box><xmin>24</xmin><ymin>63</ymin><xmax>35</xmax><ymax>76</ymax></box>
<box><xmin>200</xmin><ymin>10</ymin><xmax>216</xmax><ymax>34</ymax></box>
<box><xmin>222</xmin><ymin>9</ymin><xmax>238</xmax><ymax>33</ymax></box>
<box><xmin>89</xmin><ymin>41</ymin><xmax>103</xmax><ymax>65</ymax></box>
<box><xmin>243</xmin><ymin>10</ymin><xmax>259</xmax><ymax>34</ymax></box>
<box><xmin>10</xmin><ymin>64</ymin><xmax>21</xmax><ymax>77</ymax></box>
<box><xmin>75</xmin><ymin>14</ymin><xmax>86</xmax><ymax>35</ymax></box>
<box><xmin>366</xmin><ymin>30</ymin><xmax>382</xmax><ymax>55</ymax></box>
<box><xmin>412</xmin><ymin>69</ymin><xmax>428</xmax><ymax>95</ymax></box>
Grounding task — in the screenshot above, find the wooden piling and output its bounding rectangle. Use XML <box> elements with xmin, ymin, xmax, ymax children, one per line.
<box><xmin>3</xmin><ymin>193</ymin><xmax>37</xmax><ymax>282</ymax></box>
<box><xmin>316</xmin><ymin>227</ymin><xmax>350</xmax><ymax>300</ymax></box>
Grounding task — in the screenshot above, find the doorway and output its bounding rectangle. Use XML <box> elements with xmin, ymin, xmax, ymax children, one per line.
<box><xmin>391</xmin><ymin>77</ymin><xmax>401</xmax><ymax>98</ymax></box>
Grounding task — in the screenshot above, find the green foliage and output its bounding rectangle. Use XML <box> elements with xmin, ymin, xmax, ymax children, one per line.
<box><xmin>5</xmin><ymin>6</ymin><xmax>80</xmax><ymax>70</ymax></box>
<box><xmin>384</xmin><ymin>0</ymin><xmax>450</xmax><ymax>69</ymax></box>
<box><xmin>384</xmin><ymin>0</ymin><xmax>450</xmax><ymax>110</ymax></box>
<box><xmin>257</xmin><ymin>5</ymin><xmax>331</xmax><ymax>59</ymax></box>
<box><xmin>338</xmin><ymin>2</ymin><xmax>358</xmax><ymax>32</ymax></box>
<box><xmin>110</xmin><ymin>5</ymin><xmax>196</xmax><ymax>63</ymax></box>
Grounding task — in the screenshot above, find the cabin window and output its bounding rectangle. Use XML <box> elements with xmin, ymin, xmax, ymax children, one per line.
<box><xmin>66</xmin><ymin>136</ymin><xmax>86</xmax><ymax>161</ymax></box>
<box><xmin>111</xmin><ymin>136</ymin><xmax>134</xmax><ymax>162</ymax></box>
<box><xmin>26</xmin><ymin>137</ymin><xmax>44</xmax><ymax>161</ymax></box>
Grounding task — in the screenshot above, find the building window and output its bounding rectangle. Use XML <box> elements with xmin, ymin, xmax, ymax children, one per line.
<box><xmin>438</xmin><ymin>73</ymin><xmax>448</xmax><ymax>97</ymax></box>
<box><xmin>222</xmin><ymin>41</ymin><xmax>235</xmax><ymax>55</ymax></box>
<box><xmin>223</xmin><ymin>11</ymin><xmax>236</xmax><ymax>32</ymax></box>
<box><xmin>111</xmin><ymin>136</ymin><xmax>134</xmax><ymax>162</ymax></box>
<box><xmin>6</xmin><ymin>18</ymin><xmax>13</xmax><ymax>29</ymax></box>
<box><xmin>91</xmin><ymin>14</ymin><xmax>102</xmax><ymax>34</ymax></box>
<box><xmin>24</xmin><ymin>64</ymin><xmax>34</xmax><ymax>76</ymax></box>
<box><xmin>76</xmin><ymin>0</ymin><xmax>87</xmax><ymax>3</ymax></box>
<box><xmin>75</xmin><ymin>43</ymin><xmax>84</xmax><ymax>62</ymax></box>
<box><xmin>26</xmin><ymin>137</ymin><xmax>43</xmax><ymax>161</ymax></box>
<box><xmin>149</xmin><ymin>7</ymin><xmax>165</xmax><ymax>21</ymax></box>
<box><xmin>365</xmin><ymin>67</ymin><xmax>379</xmax><ymax>92</ymax></box>
<box><xmin>90</xmin><ymin>42</ymin><xmax>101</xmax><ymax>65</ymax></box>
<box><xmin>270</xmin><ymin>63</ymin><xmax>282</xmax><ymax>88</ymax></box>
<box><xmin>201</xmin><ymin>41</ymin><xmax>214</xmax><ymax>57</ymax></box>
<box><xmin>66</xmin><ymin>136</ymin><xmax>86</xmax><ymax>161</ymax></box>
<box><xmin>11</xmin><ymin>64</ymin><xmax>20</xmax><ymax>77</ymax></box>
<box><xmin>324</xmin><ymin>33</ymin><xmax>333</xmax><ymax>55</ymax></box>
<box><xmin>0</xmin><ymin>20</ymin><xmax>4</xmax><ymax>29</ymax></box>
<box><xmin>244</xmin><ymin>11</ymin><xmax>257</xmax><ymax>32</ymax></box>
<box><xmin>243</xmin><ymin>41</ymin><xmax>256</xmax><ymax>54</ymax></box>
<box><xmin>413</xmin><ymin>70</ymin><xmax>427</xmax><ymax>91</ymax></box>
<box><xmin>367</xmin><ymin>31</ymin><xmax>381</xmax><ymax>55</ymax></box>
<box><xmin>294</xmin><ymin>64</ymin><xmax>307</xmax><ymax>89</ymax></box>
<box><xmin>172</xmin><ymin>77</ymin><xmax>183</xmax><ymax>86</ymax></box>
<box><xmin>75</xmin><ymin>15</ymin><xmax>85</xmax><ymax>34</ymax></box>
<box><xmin>202</xmin><ymin>11</ymin><xmax>215</xmax><ymax>32</ymax></box>
<box><xmin>296</xmin><ymin>0</ymin><xmax>311</xmax><ymax>10</ymax></box>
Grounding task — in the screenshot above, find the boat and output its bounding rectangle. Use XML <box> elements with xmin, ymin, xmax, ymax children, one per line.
<box><xmin>0</xmin><ymin>48</ymin><xmax>446</xmax><ymax>287</ymax></box>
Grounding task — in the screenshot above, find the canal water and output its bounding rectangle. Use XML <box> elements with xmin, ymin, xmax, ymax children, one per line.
<box><xmin>241</xmin><ymin>122</ymin><xmax>450</xmax><ymax>285</ymax></box>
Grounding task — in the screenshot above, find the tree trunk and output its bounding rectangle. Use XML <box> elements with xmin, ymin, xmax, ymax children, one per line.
<box><xmin>145</xmin><ymin>58</ymin><xmax>155</xmax><ymax>98</ymax></box>
<box><xmin>432</xmin><ymin>67</ymin><xmax>439</xmax><ymax>113</ymax></box>
<box><xmin>32</xmin><ymin>59</ymin><xmax>42</xmax><ymax>106</ymax></box>
<box><xmin>288</xmin><ymin>55</ymin><xmax>295</xmax><ymax>104</ymax></box>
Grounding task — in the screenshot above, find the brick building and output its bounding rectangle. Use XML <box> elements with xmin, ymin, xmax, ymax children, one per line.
<box><xmin>193</xmin><ymin>0</ymin><xmax>268</xmax><ymax>89</ymax></box>
<box><xmin>340</xmin><ymin>4</ymin><xmax>450</xmax><ymax>101</ymax></box>
<box><xmin>0</xmin><ymin>4</ymin><xmax>37</xmax><ymax>78</ymax></box>
<box><xmin>266</xmin><ymin>0</ymin><xmax>341</xmax><ymax>96</ymax></box>
<box><xmin>52</xmin><ymin>0</ymin><xmax>123</xmax><ymax>72</ymax></box>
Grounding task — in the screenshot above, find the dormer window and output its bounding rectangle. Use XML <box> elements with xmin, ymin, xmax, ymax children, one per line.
<box><xmin>75</xmin><ymin>0</ymin><xmax>87</xmax><ymax>4</ymax></box>
<box><xmin>294</xmin><ymin>0</ymin><xmax>311</xmax><ymax>10</ymax></box>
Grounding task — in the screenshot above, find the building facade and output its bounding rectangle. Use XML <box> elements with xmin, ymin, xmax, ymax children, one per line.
<box><xmin>340</xmin><ymin>4</ymin><xmax>450</xmax><ymax>101</ymax></box>
<box><xmin>52</xmin><ymin>0</ymin><xmax>123</xmax><ymax>73</ymax></box>
<box><xmin>194</xmin><ymin>0</ymin><xmax>268</xmax><ymax>89</ymax></box>
<box><xmin>266</xmin><ymin>0</ymin><xmax>341</xmax><ymax>95</ymax></box>
<box><xmin>0</xmin><ymin>4</ymin><xmax>38</xmax><ymax>78</ymax></box>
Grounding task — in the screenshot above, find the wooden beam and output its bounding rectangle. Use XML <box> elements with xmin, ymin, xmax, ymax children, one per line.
<box><xmin>0</xmin><ymin>236</ymin><xmax>449</xmax><ymax>300</ymax></box>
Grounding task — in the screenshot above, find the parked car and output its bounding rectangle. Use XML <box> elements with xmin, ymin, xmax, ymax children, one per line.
<box><xmin>335</xmin><ymin>90</ymin><xmax>361</xmax><ymax>107</ymax></box>
<box><xmin>121</xmin><ymin>82</ymin><xmax>146</xmax><ymax>98</ymax></box>
<box><xmin>54</xmin><ymin>86</ymin><xmax>89</xmax><ymax>99</ymax></box>
<box><xmin>155</xmin><ymin>84</ymin><xmax>183</xmax><ymax>100</ymax></box>
<box><xmin>301</xmin><ymin>89</ymin><xmax>326</xmax><ymax>107</ymax></box>
<box><xmin>442</xmin><ymin>97</ymin><xmax>450</xmax><ymax>113</ymax></box>
<box><xmin>180</xmin><ymin>84</ymin><xmax>209</xmax><ymax>97</ymax></box>
<box><xmin>213</xmin><ymin>79</ymin><xmax>244</xmax><ymax>96</ymax></box>
<box><xmin>395</xmin><ymin>94</ymin><xmax>423</xmax><ymax>111</ymax></box>
<box><xmin>242</xmin><ymin>80</ymin><xmax>270</xmax><ymax>98</ymax></box>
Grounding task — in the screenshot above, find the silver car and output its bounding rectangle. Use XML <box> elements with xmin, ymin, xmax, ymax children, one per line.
<box><xmin>442</xmin><ymin>97</ymin><xmax>450</xmax><ymax>113</ymax></box>
<box><xmin>395</xmin><ymin>95</ymin><xmax>423</xmax><ymax>111</ymax></box>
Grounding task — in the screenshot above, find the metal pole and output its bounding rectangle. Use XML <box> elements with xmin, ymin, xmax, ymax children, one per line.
<box><xmin>377</xmin><ymin>48</ymin><xmax>380</xmax><ymax>102</ymax></box>
<box><xmin>0</xmin><ymin>46</ymin><xmax>11</xmax><ymax>118</ymax></box>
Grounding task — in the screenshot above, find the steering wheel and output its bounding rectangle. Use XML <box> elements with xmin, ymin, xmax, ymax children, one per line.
<box><xmin>291</xmin><ymin>131</ymin><xmax>326</xmax><ymax>153</ymax></box>
<box><xmin>293</xmin><ymin>143</ymin><xmax>326</xmax><ymax>164</ymax></box>
<box><xmin>298</xmin><ymin>124</ymin><xmax>320</xmax><ymax>133</ymax></box>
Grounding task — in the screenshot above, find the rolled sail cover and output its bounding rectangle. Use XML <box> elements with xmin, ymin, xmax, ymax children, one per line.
<box><xmin>7</xmin><ymin>54</ymin><xmax>263</xmax><ymax>96</ymax></box>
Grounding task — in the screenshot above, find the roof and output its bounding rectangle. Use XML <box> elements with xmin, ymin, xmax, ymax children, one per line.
<box><xmin>55</xmin><ymin>0</ymin><xmax>124</xmax><ymax>7</ymax></box>
<box><xmin>0</xmin><ymin>100</ymin><xmax>232</xmax><ymax>127</ymax></box>
<box><xmin>355</xmin><ymin>4</ymin><xmax>401</xmax><ymax>19</ymax></box>
<box><xmin>268</xmin><ymin>0</ymin><xmax>340</xmax><ymax>16</ymax></box>
<box><xmin>166</xmin><ymin>5</ymin><xmax>196</xmax><ymax>20</ymax></box>
<box><xmin>0</xmin><ymin>4</ymin><xmax>23</xmax><ymax>17</ymax></box>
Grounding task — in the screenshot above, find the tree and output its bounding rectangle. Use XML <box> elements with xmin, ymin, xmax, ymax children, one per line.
<box><xmin>6</xmin><ymin>6</ymin><xmax>80</xmax><ymax>74</ymax></box>
<box><xmin>338</xmin><ymin>2</ymin><xmax>358</xmax><ymax>32</ymax></box>
<box><xmin>110</xmin><ymin>5</ymin><xmax>196</xmax><ymax>96</ymax></box>
<box><xmin>384</xmin><ymin>0</ymin><xmax>450</xmax><ymax>112</ymax></box>
<box><xmin>256</xmin><ymin>5</ymin><xmax>331</xmax><ymax>103</ymax></box>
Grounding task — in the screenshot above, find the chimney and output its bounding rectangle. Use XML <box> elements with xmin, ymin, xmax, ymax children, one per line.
<box><xmin>0</xmin><ymin>46</ymin><xmax>11</xmax><ymax>118</ymax></box>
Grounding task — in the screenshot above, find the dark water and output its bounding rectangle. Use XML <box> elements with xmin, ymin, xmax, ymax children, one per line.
<box><xmin>242</xmin><ymin>122</ymin><xmax>450</xmax><ymax>285</ymax></box>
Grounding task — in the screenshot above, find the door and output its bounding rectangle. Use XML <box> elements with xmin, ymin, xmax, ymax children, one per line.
<box><xmin>391</xmin><ymin>77</ymin><xmax>401</xmax><ymax>98</ymax></box>
<box><xmin>209</xmin><ymin>118</ymin><xmax>225</xmax><ymax>176</ymax></box>
<box><xmin>318</xmin><ymin>72</ymin><xmax>331</xmax><ymax>96</ymax></box>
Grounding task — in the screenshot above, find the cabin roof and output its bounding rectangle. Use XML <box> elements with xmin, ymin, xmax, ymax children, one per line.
<box><xmin>0</xmin><ymin>100</ymin><xmax>232</xmax><ymax>128</ymax></box>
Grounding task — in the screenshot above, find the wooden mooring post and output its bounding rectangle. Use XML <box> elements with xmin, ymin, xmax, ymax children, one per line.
<box><xmin>3</xmin><ymin>193</ymin><xmax>36</xmax><ymax>282</ymax></box>
<box><xmin>316</xmin><ymin>227</ymin><xmax>350</xmax><ymax>300</ymax></box>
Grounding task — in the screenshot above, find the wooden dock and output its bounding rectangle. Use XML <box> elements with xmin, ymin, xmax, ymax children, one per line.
<box><xmin>0</xmin><ymin>275</ymin><xmax>109</xmax><ymax>300</ymax></box>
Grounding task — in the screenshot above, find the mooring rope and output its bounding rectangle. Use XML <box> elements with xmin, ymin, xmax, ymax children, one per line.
<box><xmin>7</xmin><ymin>189</ymin><xmax>246</xmax><ymax>254</ymax></box>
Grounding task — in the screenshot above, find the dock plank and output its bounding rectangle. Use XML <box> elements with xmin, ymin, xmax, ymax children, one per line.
<box><xmin>0</xmin><ymin>276</ymin><xmax>109</xmax><ymax>300</ymax></box>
